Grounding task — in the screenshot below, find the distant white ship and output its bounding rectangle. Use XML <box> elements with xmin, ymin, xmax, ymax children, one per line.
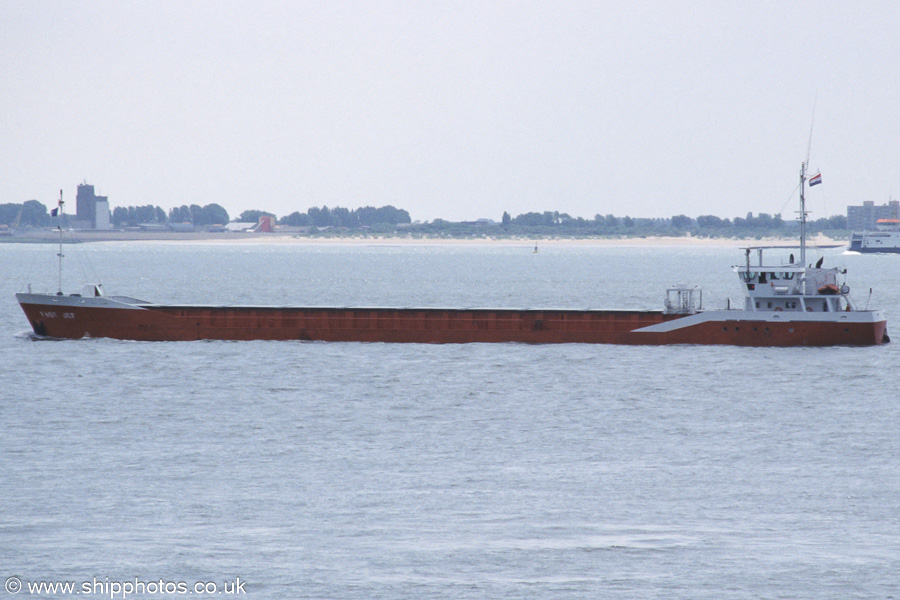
<box><xmin>849</xmin><ymin>219</ymin><xmax>900</xmax><ymax>253</ymax></box>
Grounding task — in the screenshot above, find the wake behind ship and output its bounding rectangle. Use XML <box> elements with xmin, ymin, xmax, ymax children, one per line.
<box><xmin>16</xmin><ymin>165</ymin><xmax>889</xmax><ymax>346</ymax></box>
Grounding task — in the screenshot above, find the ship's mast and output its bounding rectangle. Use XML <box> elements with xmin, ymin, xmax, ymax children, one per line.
<box><xmin>56</xmin><ymin>189</ymin><xmax>64</xmax><ymax>295</ymax></box>
<box><xmin>799</xmin><ymin>162</ymin><xmax>807</xmax><ymax>268</ymax></box>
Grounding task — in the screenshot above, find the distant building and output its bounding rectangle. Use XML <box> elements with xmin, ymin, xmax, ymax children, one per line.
<box><xmin>226</xmin><ymin>222</ymin><xmax>256</xmax><ymax>232</ymax></box>
<box><xmin>254</xmin><ymin>216</ymin><xmax>275</xmax><ymax>232</ymax></box>
<box><xmin>75</xmin><ymin>182</ymin><xmax>111</xmax><ymax>230</ymax></box>
<box><xmin>225</xmin><ymin>217</ymin><xmax>276</xmax><ymax>233</ymax></box>
<box><xmin>848</xmin><ymin>200</ymin><xmax>900</xmax><ymax>231</ymax></box>
<box><xmin>94</xmin><ymin>198</ymin><xmax>110</xmax><ymax>229</ymax></box>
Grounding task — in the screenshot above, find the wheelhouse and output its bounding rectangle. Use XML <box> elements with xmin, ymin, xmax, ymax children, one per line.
<box><xmin>734</xmin><ymin>246</ymin><xmax>850</xmax><ymax>313</ymax></box>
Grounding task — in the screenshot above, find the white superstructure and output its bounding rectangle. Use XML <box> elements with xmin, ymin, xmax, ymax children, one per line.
<box><xmin>849</xmin><ymin>219</ymin><xmax>900</xmax><ymax>253</ymax></box>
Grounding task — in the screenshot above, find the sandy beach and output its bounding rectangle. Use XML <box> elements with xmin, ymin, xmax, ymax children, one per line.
<box><xmin>2</xmin><ymin>230</ymin><xmax>845</xmax><ymax>248</ymax></box>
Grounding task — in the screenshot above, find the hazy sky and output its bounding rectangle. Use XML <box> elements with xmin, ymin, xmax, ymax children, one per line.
<box><xmin>2</xmin><ymin>1</ymin><xmax>899</xmax><ymax>222</ymax></box>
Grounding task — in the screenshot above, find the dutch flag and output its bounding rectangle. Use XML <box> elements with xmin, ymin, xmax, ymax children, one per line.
<box><xmin>809</xmin><ymin>172</ymin><xmax>823</xmax><ymax>187</ymax></box>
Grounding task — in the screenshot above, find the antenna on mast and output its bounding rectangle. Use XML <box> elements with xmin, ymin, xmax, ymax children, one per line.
<box><xmin>799</xmin><ymin>164</ymin><xmax>807</xmax><ymax>269</ymax></box>
<box><xmin>805</xmin><ymin>95</ymin><xmax>817</xmax><ymax>167</ymax></box>
<box><xmin>56</xmin><ymin>189</ymin><xmax>64</xmax><ymax>295</ymax></box>
<box><xmin>800</xmin><ymin>98</ymin><xmax>817</xmax><ymax>272</ymax></box>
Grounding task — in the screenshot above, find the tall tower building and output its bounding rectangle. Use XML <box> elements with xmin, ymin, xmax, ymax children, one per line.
<box><xmin>76</xmin><ymin>183</ymin><xmax>96</xmax><ymax>225</ymax></box>
<box><xmin>75</xmin><ymin>182</ymin><xmax>111</xmax><ymax>229</ymax></box>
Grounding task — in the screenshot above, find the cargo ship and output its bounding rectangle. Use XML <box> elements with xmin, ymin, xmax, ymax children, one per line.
<box><xmin>16</xmin><ymin>164</ymin><xmax>889</xmax><ymax>346</ymax></box>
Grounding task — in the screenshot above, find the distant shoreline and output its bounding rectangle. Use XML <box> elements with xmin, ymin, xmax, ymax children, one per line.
<box><xmin>0</xmin><ymin>230</ymin><xmax>846</xmax><ymax>248</ymax></box>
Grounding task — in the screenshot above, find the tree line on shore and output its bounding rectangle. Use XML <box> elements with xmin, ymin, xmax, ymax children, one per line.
<box><xmin>0</xmin><ymin>200</ymin><xmax>51</xmax><ymax>227</ymax></box>
<box><xmin>0</xmin><ymin>201</ymin><xmax>411</xmax><ymax>229</ymax></box>
<box><xmin>481</xmin><ymin>210</ymin><xmax>847</xmax><ymax>237</ymax></box>
<box><xmin>0</xmin><ymin>198</ymin><xmax>848</xmax><ymax>237</ymax></box>
<box><xmin>115</xmin><ymin>204</ymin><xmax>231</xmax><ymax>227</ymax></box>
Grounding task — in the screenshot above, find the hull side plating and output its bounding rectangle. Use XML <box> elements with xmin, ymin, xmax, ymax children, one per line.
<box><xmin>17</xmin><ymin>299</ymin><xmax>887</xmax><ymax>346</ymax></box>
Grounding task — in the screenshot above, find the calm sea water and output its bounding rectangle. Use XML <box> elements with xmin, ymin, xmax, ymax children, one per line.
<box><xmin>1</xmin><ymin>241</ymin><xmax>898</xmax><ymax>599</ymax></box>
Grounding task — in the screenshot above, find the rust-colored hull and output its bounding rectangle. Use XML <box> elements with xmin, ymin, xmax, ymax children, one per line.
<box><xmin>17</xmin><ymin>300</ymin><xmax>889</xmax><ymax>346</ymax></box>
